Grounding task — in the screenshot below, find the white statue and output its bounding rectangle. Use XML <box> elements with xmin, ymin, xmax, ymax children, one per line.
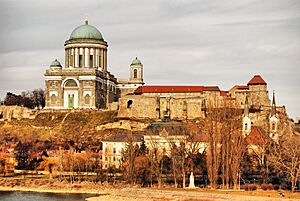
<box><xmin>188</xmin><ymin>172</ymin><xmax>196</xmax><ymax>188</ymax></box>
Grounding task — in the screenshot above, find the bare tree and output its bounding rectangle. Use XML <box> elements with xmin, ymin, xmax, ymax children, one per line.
<box><xmin>269</xmin><ymin>131</ymin><xmax>300</xmax><ymax>192</ymax></box>
<box><xmin>205</xmin><ymin>108</ymin><xmax>222</xmax><ymax>189</ymax></box>
<box><xmin>122</xmin><ymin>137</ymin><xmax>139</xmax><ymax>185</ymax></box>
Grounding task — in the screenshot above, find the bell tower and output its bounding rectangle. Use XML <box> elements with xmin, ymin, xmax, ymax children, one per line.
<box><xmin>242</xmin><ymin>96</ymin><xmax>251</xmax><ymax>137</ymax></box>
<box><xmin>130</xmin><ymin>57</ymin><xmax>143</xmax><ymax>83</ymax></box>
<box><xmin>269</xmin><ymin>91</ymin><xmax>279</xmax><ymax>141</ymax></box>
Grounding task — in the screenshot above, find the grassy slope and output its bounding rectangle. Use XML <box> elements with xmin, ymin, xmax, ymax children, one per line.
<box><xmin>0</xmin><ymin>110</ymin><xmax>118</xmax><ymax>144</ymax></box>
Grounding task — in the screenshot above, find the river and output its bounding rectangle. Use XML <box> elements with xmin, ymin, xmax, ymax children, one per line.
<box><xmin>0</xmin><ymin>191</ymin><xmax>94</xmax><ymax>201</ymax></box>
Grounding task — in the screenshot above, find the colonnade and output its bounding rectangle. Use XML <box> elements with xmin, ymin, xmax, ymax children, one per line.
<box><xmin>65</xmin><ymin>46</ymin><xmax>107</xmax><ymax>71</ymax></box>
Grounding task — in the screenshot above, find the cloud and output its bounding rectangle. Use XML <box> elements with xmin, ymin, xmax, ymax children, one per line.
<box><xmin>0</xmin><ymin>0</ymin><xmax>299</xmax><ymax>117</ymax></box>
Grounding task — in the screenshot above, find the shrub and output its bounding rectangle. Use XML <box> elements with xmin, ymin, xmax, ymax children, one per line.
<box><xmin>273</xmin><ymin>184</ymin><xmax>280</xmax><ymax>190</ymax></box>
<box><xmin>261</xmin><ymin>183</ymin><xmax>273</xmax><ymax>190</ymax></box>
<box><xmin>243</xmin><ymin>184</ymin><xmax>258</xmax><ymax>191</ymax></box>
<box><xmin>261</xmin><ymin>184</ymin><xmax>274</xmax><ymax>191</ymax></box>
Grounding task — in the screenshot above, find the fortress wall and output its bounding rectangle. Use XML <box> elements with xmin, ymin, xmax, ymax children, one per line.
<box><xmin>118</xmin><ymin>95</ymin><xmax>207</xmax><ymax>120</ymax></box>
<box><xmin>118</xmin><ymin>95</ymin><xmax>158</xmax><ymax>119</ymax></box>
<box><xmin>0</xmin><ymin>106</ymin><xmax>35</xmax><ymax>121</ymax></box>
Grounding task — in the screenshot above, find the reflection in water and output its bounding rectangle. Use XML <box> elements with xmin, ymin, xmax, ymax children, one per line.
<box><xmin>0</xmin><ymin>191</ymin><xmax>94</xmax><ymax>201</ymax></box>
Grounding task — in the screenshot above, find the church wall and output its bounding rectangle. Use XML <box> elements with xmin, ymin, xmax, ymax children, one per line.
<box><xmin>45</xmin><ymin>79</ymin><xmax>63</xmax><ymax>109</ymax></box>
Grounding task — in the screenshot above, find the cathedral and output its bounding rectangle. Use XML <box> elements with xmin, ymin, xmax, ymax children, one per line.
<box><xmin>44</xmin><ymin>19</ymin><xmax>143</xmax><ymax>109</ymax></box>
<box><xmin>44</xmin><ymin>20</ymin><xmax>285</xmax><ymax>141</ymax></box>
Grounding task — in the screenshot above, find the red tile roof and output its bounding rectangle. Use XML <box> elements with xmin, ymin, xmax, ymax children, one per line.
<box><xmin>102</xmin><ymin>133</ymin><xmax>144</xmax><ymax>142</ymax></box>
<box><xmin>204</xmin><ymin>86</ymin><xmax>220</xmax><ymax>91</ymax></box>
<box><xmin>134</xmin><ymin>86</ymin><xmax>205</xmax><ymax>94</ymax></box>
<box><xmin>245</xmin><ymin>126</ymin><xmax>268</xmax><ymax>145</ymax></box>
<box><xmin>247</xmin><ymin>75</ymin><xmax>267</xmax><ymax>85</ymax></box>
<box><xmin>220</xmin><ymin>91</ymin><xmax>228</xmax><ymax>96</ymax></box>
<box><xmin>236</xmin><ymin>85</ymin><xmax>249</xmax><ymax>90</ymax></box>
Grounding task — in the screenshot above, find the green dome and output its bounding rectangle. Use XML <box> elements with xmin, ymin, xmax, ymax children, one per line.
<box><xmin>70</xmin><ymin>21</ymin><xmax>103</xmax><ymax>40</ymax></box>
<box><xmin>131</xmin><ymin>57</ymin><xmax>142</xmax><ymax>65</ymax></box>
<box><xmin>50</xmin><ymin>59</ymin><xmax>62</xmax><ymax>68</ymax></box>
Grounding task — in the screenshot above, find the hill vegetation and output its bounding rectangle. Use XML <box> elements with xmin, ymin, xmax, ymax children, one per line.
<box><xmin>0</xmin><ymin>110</ymin><xmax>118</xmax><ymax>146</ymax></box>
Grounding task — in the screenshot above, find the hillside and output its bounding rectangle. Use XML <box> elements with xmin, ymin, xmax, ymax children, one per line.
<box><xmin>0</xmin><ymin>110</ymin><xmax>123</xmax><ymax>147</ymax></box>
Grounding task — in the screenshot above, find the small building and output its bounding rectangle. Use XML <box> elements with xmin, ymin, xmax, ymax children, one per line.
<box><xmin>102</xmin><ymin>133</ymin><xmax>143</xmax><ymax>169</ymax></box>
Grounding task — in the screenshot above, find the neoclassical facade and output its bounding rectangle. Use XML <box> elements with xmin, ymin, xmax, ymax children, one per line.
<box><xmin>44</xmin><ymin>20</ymin><xmax>143</xmax><ymax>109</ymax></box>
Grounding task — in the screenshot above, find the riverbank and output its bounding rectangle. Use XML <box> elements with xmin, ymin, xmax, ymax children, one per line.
<box><xmin>0</xmin><ymin>178</ymin><xmax>299</xmax><ymax>201</ymax></box>
<box><xmin>0</xmin><ymin>178</ymin><xmax>109</xmax><ymax>195</ymax></box>
<box><xmin>87</xmin><ymin>188</ymin><xmax>300</xmax><ymax>201</ymax></box>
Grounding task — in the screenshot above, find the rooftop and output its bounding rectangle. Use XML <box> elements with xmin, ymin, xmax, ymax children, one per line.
<box><xmin>245</xmin><ymin>126</ymin><xmax>269</xmax><ymax>145</ymax></box>
<box><xmin>102</xmin><ymin>133</ymin><xmax>143</xmax><ymax>142</ymax></box>
<box><xmin>70</xmin><ymin>20</ymin><xmax>103</xmax><ymax>40</ymax></box>
<box><xmin>134</xmin><ymin>85</ymin><xmax>221</xmax><ymax>94</ymax></box>
<box><xmin>131</xmin><ymin>57</ymin><xmax>142</xmax><ymax>65</ymax></box>
<box><xmin>247</xmin><ymin>75</ymin><xmax>267</xmax><ymax>85</ymax></box>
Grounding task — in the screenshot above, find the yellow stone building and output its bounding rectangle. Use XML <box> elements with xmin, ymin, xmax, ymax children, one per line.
<box><xmin>44</xmin><ymin>20</ymin><xmax>285</xmax><ymax>140</ymax></box>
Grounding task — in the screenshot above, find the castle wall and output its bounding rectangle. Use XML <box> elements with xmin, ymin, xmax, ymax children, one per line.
<box><xmin>0</xmin><ymin>106</ymin><xmax>35</xmax><ymax>121</ymax></box>
<box><xmin>118</xmin><ymin>95</ymin><xmax>158</xmax><ymax>119</ymax></box>
<box><xmin>118</xmin><ymin>94</ymin><xmax>208</xmax><ymax>120</ymax></box>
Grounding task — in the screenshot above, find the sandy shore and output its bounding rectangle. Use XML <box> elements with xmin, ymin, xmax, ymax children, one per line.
<box><xmin>87</xmin><ymin>188</ymin><xmax>300</xmax><ymax>201</ymax></box>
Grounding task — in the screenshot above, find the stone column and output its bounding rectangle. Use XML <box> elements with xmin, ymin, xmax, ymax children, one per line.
<box><xmin>104</xmin><ymin>50</ymin><xmax>107</xmax><ymax>71</ymax></box>
<box><xmin>86</xmin><ymin>48</ymin><xmax>90</xmax><ymax>68</ymax></box>
<box><xmin>96</xmin><ymin>49</ymin><xmax>100</xmax><ymax>68</ymax></box>
<box><xmin>65</xmin><ymin>48</ymin><xmax>68</xmax><ymax>68</ymax></box>
<box><xmin>82</xmin><ymin>48</ymin><xmax>85</xmax><ymax>68</ymax></box>
<box><xmin>84</xmin><ymin>48</ymin><xmax>88</xmax><ymax>68</ymax></box>
<box><xmin>75</xmin><ymin>48</ymin><xmax>79</xmax><ymax>68</ymax></box>
<box><xmin>68</xmin><ymin>48</ymin><xmax>72</xmax><ymax>67</ymax></box>
<box><xmin>73</xmin><ymin>48</ymin><xmax>75</xmax><ymax>68</ymax></box>
<box><xmin>93</xmin><ymin>48</ymin><xmax>96</xmax><ymax>68</ymax></box>
<box><xmin>100</xmin><ymin>49</ymin><xmax>104</xmax><ymax>69</ymax></box>
<box><xmin>93</xmin><ymin>48</ymin><xmax>97</xmax><ymax>68</ymax></box>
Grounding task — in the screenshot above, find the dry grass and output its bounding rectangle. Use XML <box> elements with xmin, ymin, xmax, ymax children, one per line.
<box><xmin>147</xmin><ymin>187</ymin><xmax>300</xmax><ymax>199</ymax></box>
<box><xmin>0</xmin><ymin>110</ymin><xmax>117</xmax><ymax>143</ymax></box>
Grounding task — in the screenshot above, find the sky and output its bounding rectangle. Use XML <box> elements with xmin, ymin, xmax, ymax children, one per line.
<box><xmin>0</xmin><ymin>0</ymin><xmax>299</xmax><ymax>118</ymax></box>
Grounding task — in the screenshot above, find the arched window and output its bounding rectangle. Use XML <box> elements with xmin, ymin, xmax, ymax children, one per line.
<box><xmin>127</xmin><ymin>100</ymin><xmax>133</xmax><ymax>108</ymax></box>
<box><xmin>133</xmin><ymin>69</ymin><xmax>138</xmax><ymax>78</ymax></box>
<box><xmin>50</xmin><ymin>94</ymin><xmax>56</xmax><ymax>105</ymax></box>
<box><xmin>64</xmin><ymin>79</ymin><xmax>78</xmax><ymax>87</ymax></box>
<box><xmin>84</xmin><ymin>94</ymin><xmax>91</xmax><ymax>104</ymax></box>
<box><xmin>244</xmin><ymin>123</ymin><xmax>248</xmax><ymax>131</ymax></box>
<box><xmin>272</xmin><ymin>123</ymin><xmax>276</xmax><ymax>131</ymax></box>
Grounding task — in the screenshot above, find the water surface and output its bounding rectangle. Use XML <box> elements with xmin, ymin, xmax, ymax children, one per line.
<box><xmin>0</xmin><ymin>191</ymin><xmax>94</xmax><ymax>201</ymax></box>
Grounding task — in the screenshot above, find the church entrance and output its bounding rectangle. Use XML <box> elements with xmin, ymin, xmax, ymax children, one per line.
<box><xmin>68</xmin><ymin>94</ymin><xmax>74</xmax><ymax>108</ymax></box>
<box><xmin>64</xmin><ymin>91</ymin><xmax>78</xmax><ymax>109</ymax></box>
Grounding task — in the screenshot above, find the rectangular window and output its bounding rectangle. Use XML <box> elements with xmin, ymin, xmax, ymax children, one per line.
<box><xmin>99</xmin><ymin>56</ymin><xmax>101</xmax><ymax>67</ymax></box>
<box><xmin>79</xmin><ymin>55</ymin><xmax>83</xmax><ymax>67</ymax></box>
<box><xmin>90</xmin><ymin>55</ymin><xmax>93</xmax><ymax>67</ymax></box>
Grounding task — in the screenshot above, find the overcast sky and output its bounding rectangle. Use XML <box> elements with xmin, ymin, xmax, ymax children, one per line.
<box><xmin>0</xmin><ymin>0</ymin><xmax>299</xmax><ymax>117</ymax></box>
